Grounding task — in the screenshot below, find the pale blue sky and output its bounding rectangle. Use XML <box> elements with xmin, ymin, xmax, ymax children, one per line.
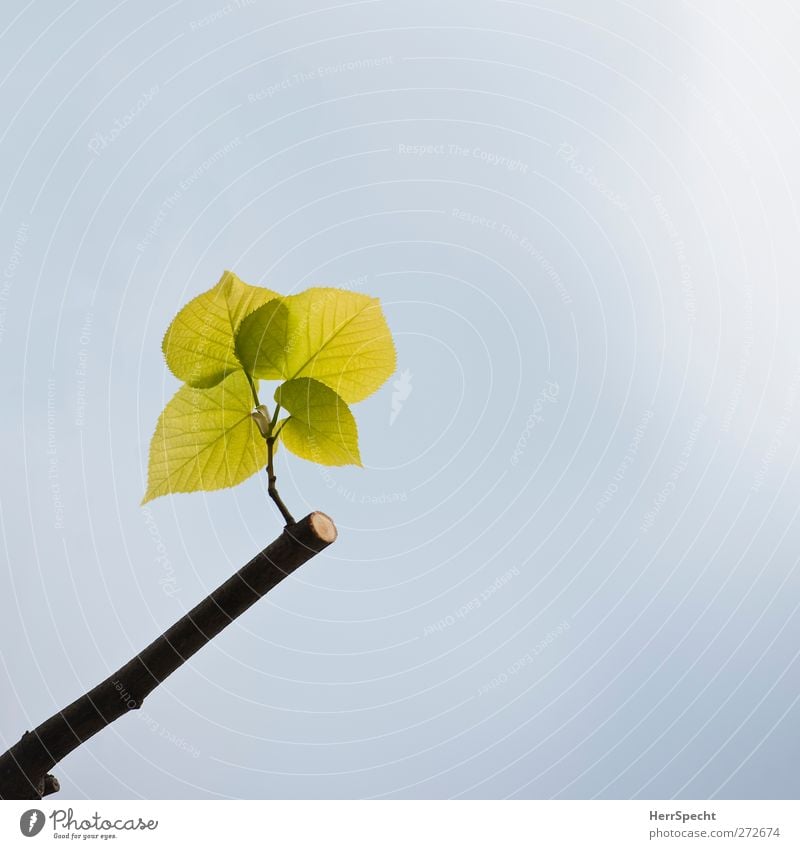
<box><xmin>1</xmin><ymin>0</ymin><xmax>799</xmax><ymax>799</ymax></box>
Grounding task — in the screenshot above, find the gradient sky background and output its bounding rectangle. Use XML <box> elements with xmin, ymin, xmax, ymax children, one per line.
<box><xmin>1</xmin><ymin>0</ymin><xmax>800</xmax><ymax>799</ymax></box>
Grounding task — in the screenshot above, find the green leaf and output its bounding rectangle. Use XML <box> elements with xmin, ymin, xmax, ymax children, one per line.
<box><xmin>234</xmin><ymin>299</ymin><xmax>290</xmax><ymax>379</ymax></box>
<box><xmin>162</xmin><ymin>270</ymin><xmax>278</xmax><ymax>388</ymax></box>
<box><xmin>235</xmin><ymin>287</ymin><xmax>395</xmax><ymax>402</ymax></box>
<box><xmin>275</xmin><ymin>377</ymin><xmax>361</xmax><ymax>466</ymax></box>
<box><xmin>143</xmin><ymin>370</ymin><xmax>267</xmax><ymax>503</ymax></box>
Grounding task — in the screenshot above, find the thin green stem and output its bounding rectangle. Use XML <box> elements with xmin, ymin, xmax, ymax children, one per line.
<box><xmin>270</xmin><ymin>403</ymin><xmax>282</xmax><ymax>430</ymax></box>
<box><xmin>247</xmin><ymin>386</ymin><xmax>293</xmax><ymax>524</ymax></box>
<box><xmin>266</xmin><ymin>435</ymin><xmax>294</xmax><ymax>525</ymax></box>
<box><xmin>245</xmin><ymin>372</ymin><xmax>260</xmax><ymax>407</ymax></box>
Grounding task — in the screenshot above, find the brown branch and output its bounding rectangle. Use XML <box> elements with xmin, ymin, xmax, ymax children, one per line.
<box><xmin>0</xmin><ymin>512</ymin><xmax>337</xmax><ymax>800</ymax></box>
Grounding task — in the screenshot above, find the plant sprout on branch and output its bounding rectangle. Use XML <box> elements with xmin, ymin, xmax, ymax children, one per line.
<box><xmin>144</xmin><ymin>269</ymin><xmax>397</xmax><ymax>520</ymax></box>
<box><xmin>0</xmin><ymin>269</ymin><xmax>397</xmax><ymax>799</ymax></box>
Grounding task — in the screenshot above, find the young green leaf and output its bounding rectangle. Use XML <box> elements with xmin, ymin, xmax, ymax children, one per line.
<box><xmin>143</xmin><ymin>370</ymin><xmax>268</xmax><ymax>503</ymax></box>
<box><xmin>275</xmin><ymin>377</ymin><xmax>361</xmax><ymax>467</ymax></box>
<box><xmin>162</xmin><ymin>270</ymin><xmax>278</xmax><ymax>388</ymax></box>
<box><xmin>234</xmin><ymin>299</ymin><xmax>290</xmax><ymax>379</ymax></box>
<box><xmin>236</xmin><ymin>287</ymin><xmax>395</xmax><ymax>402</ymax></box>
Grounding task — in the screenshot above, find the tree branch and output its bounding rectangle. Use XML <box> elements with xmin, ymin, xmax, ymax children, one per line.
<box><xmin>0</xmin><ymin>512</ymin><xmax>337</xmax><ymax>800</ymax></box>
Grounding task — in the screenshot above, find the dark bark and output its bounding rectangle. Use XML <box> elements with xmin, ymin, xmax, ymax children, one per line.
<box><xmin>0</xmin><ymin>512</ymin><xmax>337</xmax><ymax>800</ymax></box>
